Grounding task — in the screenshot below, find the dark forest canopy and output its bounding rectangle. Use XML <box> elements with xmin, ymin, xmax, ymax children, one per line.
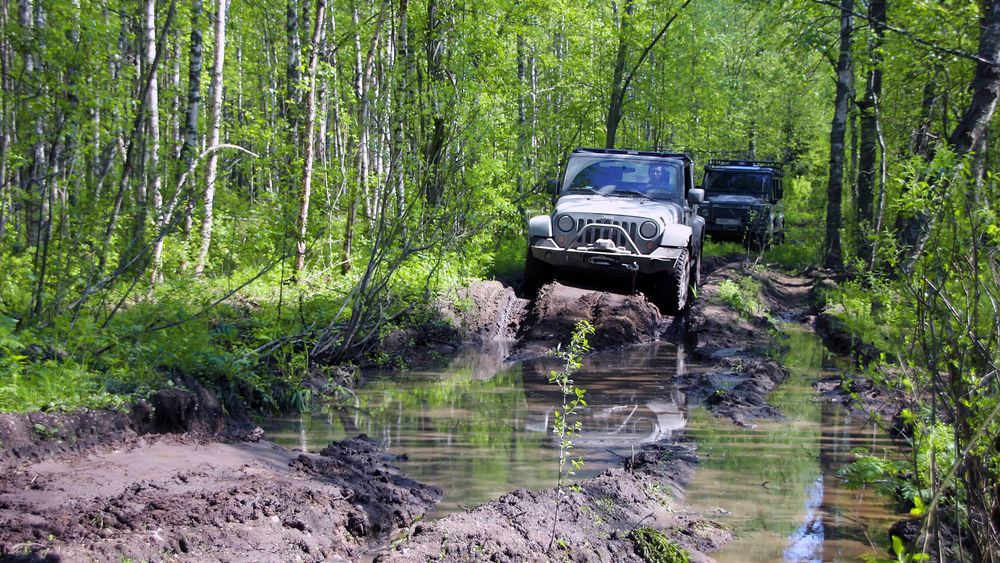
<box><xmin>1</xmin><ymin>0</ymin><xmax>998</xmax><ymax>558</ymax></box>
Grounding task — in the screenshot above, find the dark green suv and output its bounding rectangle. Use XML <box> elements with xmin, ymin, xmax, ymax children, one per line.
<box><xmin>697</xmin><ymin>160</ymin><xmax>784</xmax><ymax>246</ymax></box>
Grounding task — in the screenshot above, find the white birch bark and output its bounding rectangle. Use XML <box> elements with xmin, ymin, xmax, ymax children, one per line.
<box><xmin>146</xmin><ymin>0</ymin><xmax>166</xmax><ymax>289</ymax></box>
<box><xmin>194</xmin><ymin>0</ymin><xmax>228</xmax><ymax>275</ymax></box>
<box><xmin>294</xmin><ymin>0</ymin><xmax>326</xmax><ymax>274</ymax></box>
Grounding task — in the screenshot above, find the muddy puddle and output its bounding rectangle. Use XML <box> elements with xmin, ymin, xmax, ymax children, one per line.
<box><xmin>264</xmin><ymin>329</ymin><xmax>902</xmax><ymax>561</ymax></box>
<box><xmin>684</xmin><ymin>327</ymin><xmax>901</xmax><ymax>561</ymax></box>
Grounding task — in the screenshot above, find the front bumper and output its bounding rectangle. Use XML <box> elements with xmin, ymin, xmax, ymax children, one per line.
<box><xmin>530</xmin><ymin>237</ymin><xmax>685</xmax><ymax>276</ymax></box>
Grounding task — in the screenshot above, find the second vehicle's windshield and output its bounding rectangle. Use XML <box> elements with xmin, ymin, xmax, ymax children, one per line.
<box><xmin>703</xmin><ymin>171</ymin><xmax>771</xmax><ymax>195</ymax></box>
<box><xmin>562</xmin><ymin>156</ymin><xmax>682</xmax><ymax>201</ymax></box>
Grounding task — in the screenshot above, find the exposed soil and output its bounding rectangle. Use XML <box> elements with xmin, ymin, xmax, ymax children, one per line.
<box><xmin>1</xmin><ymin>402</ymin><xmax>439</xmax><ymax>562</ymax></box>
<box><xmin>377</xmin><ymin>443</ymin><xmax>732</xmax><ymax>563</ymax></box>
<box><xmin>0</xmin><ymin>256</ymin><xmax>823</xmax><ymax>562</ymax></box>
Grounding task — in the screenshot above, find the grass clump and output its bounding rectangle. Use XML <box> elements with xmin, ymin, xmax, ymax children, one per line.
<box><xmin>629</xmin><ymin>527</ymin><xmax>690</xmax><ymax>563</ymax></box>
<box><xmin>717</xmin><ymin>275</ymin><xmax>763</xmax><ymax>318</ymax></box>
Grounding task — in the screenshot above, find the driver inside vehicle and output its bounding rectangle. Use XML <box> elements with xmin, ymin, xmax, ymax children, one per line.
<box><xmin>645</xmin><ymin>164</ymin><xmax>677</xmax><ymax>199</ymax></box>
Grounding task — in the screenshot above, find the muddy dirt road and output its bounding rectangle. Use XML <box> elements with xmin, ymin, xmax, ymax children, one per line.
<box><xmin>0</xmin><ymin>257</ymin><xmax>820</xmax><ymax>562</ymax></box>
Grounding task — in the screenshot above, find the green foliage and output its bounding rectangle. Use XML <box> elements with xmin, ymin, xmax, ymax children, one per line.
<box><xmin>762</xmin><ymin>238</ymin><xmax>819</xmax><ymax>271</ymax></box>
<box><xmin>702</xmin><ymin>241</ymin><xmax>746</xmax><ymax>258</ymax></box>
<box><xmin>629</xmin><ymin>527</ymin><xmax>690</xmax><ymax>563</ymax></box>
<box><xmin>547</xmin><ymin>320</ymin><xmax>594</xmax><ymax>551</ymax></box>
<box><xmin>717</xmin><ymin>275</ymin><xmax>763</xmax><ymax>318</ymax></box>
<box><xmin>861</xmin><ymin>535</ymin><xmax>931</xmax><ymax>563</ymax></box>
<box><xmin>838</xmin><ymin>455</ymin><xmax>923</xmax><ymax>509</ymax></box>
<box><xmin>823</xmin><ymin>276</ymin><xmax>902</xmax><ymax>354</ymax></box>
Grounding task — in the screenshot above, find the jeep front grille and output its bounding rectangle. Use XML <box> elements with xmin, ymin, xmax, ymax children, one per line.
<box><xmin>713</xmin><ymin>206</ymin><xmax>750</xmax><ymax>222</ymax></box>
<box><xmin>575</xmin><ymin>218</ymin><xmax>639</xmax><ymax>248</ymax></box>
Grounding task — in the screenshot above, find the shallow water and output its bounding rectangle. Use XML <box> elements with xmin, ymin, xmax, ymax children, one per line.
<box><xmin>263</xmin><ymin>329</ymin><xmax>901</xmax><ymax>561</ymax></box>
<box><xmin>684</xmin><ymin>328</ymin><xmax>900</xmax><ymax>562</ymax></box>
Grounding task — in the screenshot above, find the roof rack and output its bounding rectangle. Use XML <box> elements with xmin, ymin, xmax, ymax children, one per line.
<box><xmin>573</xmin><ymin>147</ymin><xmax>693</xmax><ymax>161</ymax></box>
<box><xmin>705</xmin><ymin>158</ymin><xmax>783</xmax><ymax>171</ymax></box>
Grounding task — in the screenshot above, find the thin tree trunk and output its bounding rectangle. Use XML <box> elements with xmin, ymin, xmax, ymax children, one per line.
<box><xmin>285</xmin><ymin>0</ymin><xmax>301</xmax><ymax>122</ymax></box>
<box><xmin>146</xmin><ymin>0</ymin><xmax>166</xmax><ymax>291</ymax></box>
<box><xmin>295</xmin><ymin>0</ymin><xmax>326</xmax><ymax>274</ymax></box>
<box><xmin>343</xmin><ymin>1</ymin><xmax>386</xmax><ymax>273</ymax></box>
<box><xmin>856</xmin><ymin>0</ymin><xmax>885</xmax><ymax>265</ymax></box>
<box><xmin>178</xmin><ymin>0</ymin><xmax>203</xmax><ymax>272</ymax></box>
<box><xmin>0</xmin><ymin>0</ymin><xmax>10</xmax><ymax>239</ymax></box>
<box><xmin>605</xmin><ymin>0</ymin><xmax>632</xmax><ymax>149</ymax></box>
<box><xmin>823</xmin><ymin>0</ymin><xmax>853</xmax><ymax>270</ymax></box>
<box><xmin>194</xmin><ymin>0</ymin><xmax>228</xmax><ymax>275</ymax></box>
<box><xmin>423</xmin><ymin>0</ymin><xmax>445</xmax><ymax>203</ymax></box>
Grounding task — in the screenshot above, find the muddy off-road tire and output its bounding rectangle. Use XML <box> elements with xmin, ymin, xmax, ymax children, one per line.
<box><xmin>690</xmin><ymin>245</ymin><xmax>702</xmax><ymax>293</ymax></box>
<box><xmin>523</xmin><ymin>250</ymin><xmax>553</xmax><ymax>296</ymax></box>
<box><xmin>650</xmin><ymin>249</ymin><xmax>690</xmax><ymax>315</ymax></box>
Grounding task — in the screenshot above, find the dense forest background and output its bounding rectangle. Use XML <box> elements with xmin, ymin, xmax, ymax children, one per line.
<box><xmin>1</xmin><ymin>0</ymin><xmax>998</xmax><ymax>559</ymax></box>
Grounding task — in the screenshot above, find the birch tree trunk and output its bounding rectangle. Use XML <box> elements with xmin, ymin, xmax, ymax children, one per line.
<box><xmin>285</xmin><ymin>0</ymin><xmax>301</xmax><ymax>123</ymax></box>
<box><xmin>0</xmin><ymin>0</ymin><xmax>11</xmax><ymax>239</ymax></box>
<box><xmin>823</xmin><ymin>0</ymin><xmax>853</xmax><ymax>270</ymax></box>
<box><xmin>146</xmin><ymin>0</ymin><xmax>166</xmax><ymax>289</ymax></box>
<box><xmin>295</xmin><ymin>0</ymin><xmax>326</xmax><ymax>274</ymax></box>
<box><xmin>178</xmin><ymin>0</ymin><xmax>203</xmax><ymax>272</ymax></box>
<box><xmin>195</xmin><ymin>0</ymin><xmax>228</xmax><ymax>275</ymax></box>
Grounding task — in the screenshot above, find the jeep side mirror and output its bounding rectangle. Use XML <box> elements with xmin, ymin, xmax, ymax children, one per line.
<box><xmin>688</xmin><ymin>188</ymin><xmax>704</xmax><ymax>205</ymax></box>
<box><xmin>547</xmin><ymin>179</ymin><xmax>560</xmax><ymax>206</ymax></box>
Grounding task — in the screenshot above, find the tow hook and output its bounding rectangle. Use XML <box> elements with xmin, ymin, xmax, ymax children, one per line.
<box><xmin>626</xmin><ymin>261</ymin><xmax>639</xmax><ymax>292</ymax></box>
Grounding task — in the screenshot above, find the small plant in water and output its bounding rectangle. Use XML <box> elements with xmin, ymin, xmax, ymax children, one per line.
<box><xmin>547</xmin><ymin>320</ymin><xmax>594</xmax><ymax>552</ymax></box>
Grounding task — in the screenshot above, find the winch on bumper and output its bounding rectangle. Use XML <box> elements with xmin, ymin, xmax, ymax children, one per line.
<box><xmin>529</xmin><ymin>222</ymin><xmax>686</xmax><ymax>276</ymax></box>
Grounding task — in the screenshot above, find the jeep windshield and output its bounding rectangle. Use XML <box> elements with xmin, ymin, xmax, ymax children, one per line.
<box><xmin>703</xmin><ymin>171</ymin><xmax>770</xmax><ymax>196</ymax></box>
<box><xmin>562</xmin><ymin>156</ymin><xmax>683</xmax><ymax>202</ymax></box>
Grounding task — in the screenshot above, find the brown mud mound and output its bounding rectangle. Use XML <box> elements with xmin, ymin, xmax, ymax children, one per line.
<box><xmin>380</xmin><ymin>280</ymin><xmax>528</xmax><ymax>364</ymax></box>
<box><xmin>0</xmin><ymin>378</ymin><xmax>228</xmax><ymax>470</ymax></box>
<box><xmin>378</xmin><ymin>443</ymin><xmax>732</xmax><ymax>562</ymax></box>
<box><xmin>0</xmin><ymin>435</ymin><xmax>440</xmax><ymax>562</ymax></box>
<box><xmin>513</xmin><ymin>282</ymin><xmax>669</xmax><ymax>360</ymax></box>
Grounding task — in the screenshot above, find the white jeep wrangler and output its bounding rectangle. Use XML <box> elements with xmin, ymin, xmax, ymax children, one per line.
<box><xmin>525</xmin><ymin>148</ymin><xmax>705</xmax><ymax>314</ymax></box>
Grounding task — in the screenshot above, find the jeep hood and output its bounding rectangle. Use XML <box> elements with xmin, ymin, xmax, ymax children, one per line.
<box><xmin>705</xmin><ymin>194</ymin><xmax>766</xmax><ymax>205</ymax></box>
<box><xmin>555</xmin><ymin>194</ymin><xmax>684</xmax><ymax>225</ymax></box>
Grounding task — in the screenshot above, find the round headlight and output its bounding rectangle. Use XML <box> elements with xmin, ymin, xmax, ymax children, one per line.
<box><xmin>639</xmin><ymin>221</ymin><xmax>658</xmax><ymax>239</ymax></box>
<box><xmin>557</xmin><ymin>214</ymin><xmax>575</xmax><ymax>232</ymax></box>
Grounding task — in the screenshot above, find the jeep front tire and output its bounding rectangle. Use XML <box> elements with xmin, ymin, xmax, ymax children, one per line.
<box><xmin>524</xmin><ymin>249</ymin><xmax>553</xmax><ymax>296</ymax></box>
<box><xmin>650</xmin><ymin>249</ymin><xmax>690</xmax><ymax>315</ymax></box>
